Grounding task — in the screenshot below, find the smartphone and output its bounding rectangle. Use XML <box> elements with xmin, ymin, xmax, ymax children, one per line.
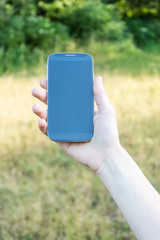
<box><xmin>47</xmin><ymin>53</ymin><xmax>94</xmax><ymax>142</ymax></box>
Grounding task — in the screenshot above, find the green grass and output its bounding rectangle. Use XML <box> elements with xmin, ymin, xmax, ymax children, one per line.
<box><xmin>0</xmin><ymin>45</ymin><xmax>160</xmax><ymax>239</ymax></box>
<box><xmin>88</xmin><ymin>41</ymin><xmax>160</xmax><ymax>76</ymax></box>
<box><xmin>4</xmin><ymin>40</ymin><xmax>160</xmax><ymax>77</ymax></box>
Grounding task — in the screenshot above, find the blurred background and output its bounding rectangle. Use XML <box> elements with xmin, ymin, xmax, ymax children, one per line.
<box><xmin>0</xmin><ymin>0</ymin><xmax>160</xmax><ymax>239</ymax></box>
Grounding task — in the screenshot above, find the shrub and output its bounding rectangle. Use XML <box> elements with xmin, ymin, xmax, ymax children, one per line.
<box><xmin>127</xmin><ymin>18</ymin><xmax>160</xmax><ymax>47</ymax></box>
<box><xmin>0</xmin><ymin>13</ymin><xmax>69</xmax><ymax>73</ymax></box>
<box><xmin>61</xmin><ymin>1</ymin><xmax>129</xmax><ymax>43</ymax></box>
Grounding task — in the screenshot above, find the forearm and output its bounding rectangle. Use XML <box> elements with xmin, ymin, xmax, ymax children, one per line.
<box><xmin>96</xmin><ymin>146</ymin><xmax>160</xmax><ymax>240</ymax></box>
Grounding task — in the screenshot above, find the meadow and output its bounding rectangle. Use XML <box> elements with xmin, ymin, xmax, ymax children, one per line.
<box><xmin>0</xmin><ymin>42</ymin><xmax>160</xmax><ymax>239</ymax></box>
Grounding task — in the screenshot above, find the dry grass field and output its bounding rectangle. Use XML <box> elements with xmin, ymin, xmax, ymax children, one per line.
<box><xmin>0</xmin><ymin>65</ymin><xmax>160</xmax><ymax>239</ymax></box>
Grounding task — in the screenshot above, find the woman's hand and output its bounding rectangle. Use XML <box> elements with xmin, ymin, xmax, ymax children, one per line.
<box><xmin>32</xmin><ymin>76</ymin><xmax>120</xmax><ymax>172</ymax></box>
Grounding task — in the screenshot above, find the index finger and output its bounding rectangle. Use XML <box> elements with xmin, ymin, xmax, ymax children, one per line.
<box><xmin>40</xmin><ymin>78</ymin><xmax>48</xmax><ymax>90</ymax></box>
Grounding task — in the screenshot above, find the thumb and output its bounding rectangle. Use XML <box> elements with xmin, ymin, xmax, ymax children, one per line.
<box><xmin>93</xmin><ymin>76</ymin><xmax>113</xmax><ymax>114</ymax></box>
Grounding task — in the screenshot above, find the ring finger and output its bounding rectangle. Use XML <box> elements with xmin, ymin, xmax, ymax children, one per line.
<box><xmin>32</xmin><ymin>87</ymin><xmax>47</xmax><ymax>104</ymax></box>
<box><xmin>32</xmin><ymin>104</ymin><xmax>47</xmax><ymax>121</ymax></box>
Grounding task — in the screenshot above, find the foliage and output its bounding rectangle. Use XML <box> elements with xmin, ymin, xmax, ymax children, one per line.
<box><xmin>117</xmin><ymin>0</ymin><xmax>160</xmax><ymax>18</ymax></box>
<box><xmin>55</xmin><ymin>1</ymin><xmax>128</xmax><ymax>43</ymax></box>
<box><xmin>0</xmin><ymin>0</ymin><xmax>69</xmax><ymax>73</ymax></box>
<box><xmin>117</xmin><ymin>0</ymin><xmax>160</xmax><ymax>46</ymax></box>
<box><xmin>0</xmin><ymin>0</ymin><xmax>160</xmax><ymax>73</ymax></box>
<box><xmin>126</xmin><ymin>18</ymin><xmax>160</xmax><ymax>47</ymax></box>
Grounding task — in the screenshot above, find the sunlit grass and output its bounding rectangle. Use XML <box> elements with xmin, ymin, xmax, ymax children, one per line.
<box><xmin>0</xmin><ymin>70</ymin><xmax>160</xmax><ymax>239</ymax></box>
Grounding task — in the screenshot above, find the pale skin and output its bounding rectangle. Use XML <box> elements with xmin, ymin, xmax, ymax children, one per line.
<box><xmin>32</xmin><ymin>76</ymin><xmax>160</xmax><ymax>240</ymax></box>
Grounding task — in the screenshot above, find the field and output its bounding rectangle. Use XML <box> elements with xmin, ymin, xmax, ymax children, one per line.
<box><xmin>0</xmin><ymin>43</ymin><xmax>160</xmax><ymax>239</ymax></box>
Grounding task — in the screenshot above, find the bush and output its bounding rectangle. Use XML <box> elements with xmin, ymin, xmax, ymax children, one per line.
<box><xmin>0</xmin><ymin>0</ymin><xmax>160</xmax><ymax>73</ymax></box>
<box><xmin>0</xmin><ymin>13</ymin><xmax>69</xmax><ymax>73</ymax></box>
<box><xmin>96</xmin><ymin>4</ymin><xmax>129</xmax><ymax>41</ymax></box>
<box><xmin>127</xmin><ymin>18</ymin><xmax>160</xmax><ymax>47</ymax></box>
<box><xmin>61</xmin><ymin>1</ymin><xmax>129</xmax><ymax>43</ymax></box>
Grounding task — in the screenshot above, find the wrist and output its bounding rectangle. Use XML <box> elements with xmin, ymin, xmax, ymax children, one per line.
<box><xmin>95</xmin><ymin>144</ymin><xmax>124</xmax><ymax>174</ymax></box>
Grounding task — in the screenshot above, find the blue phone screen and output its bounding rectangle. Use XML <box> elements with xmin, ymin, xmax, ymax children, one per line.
<box><xmin>48</xmin><ymin>54</ymin><xmax>94</xmax><ymax>141</ymax></box>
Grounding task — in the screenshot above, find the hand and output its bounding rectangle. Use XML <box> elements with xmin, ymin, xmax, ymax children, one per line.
<box><xmin>32</xmin><ymin>76</ymin><xmax>120</xmax><ymax>172</ymax></box>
